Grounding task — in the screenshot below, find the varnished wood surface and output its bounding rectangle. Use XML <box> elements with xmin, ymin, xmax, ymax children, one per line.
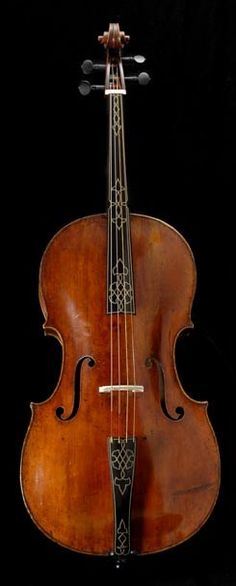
<box><xmin>20</xmin><ymin>214</ymin><xmax>220</xmax><ymax>554</ymax></box>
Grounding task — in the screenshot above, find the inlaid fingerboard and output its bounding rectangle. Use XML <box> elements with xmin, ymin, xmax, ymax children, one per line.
<box><xmin>107</xmin><ymin>92</ymin><xmax>135</xmax><ymax>314</ymax></box>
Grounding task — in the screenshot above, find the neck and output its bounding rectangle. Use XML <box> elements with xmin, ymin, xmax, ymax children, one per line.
<box><xmin>107</xmin><ymin>94</ymin><xmax>135</xmax><ymax>314</ymax></box>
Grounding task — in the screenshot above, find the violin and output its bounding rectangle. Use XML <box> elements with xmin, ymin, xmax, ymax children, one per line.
<box><xmin>20</xmin><ymin>24</ymin><xmax>220</xmax><ymax>563</ymax></box>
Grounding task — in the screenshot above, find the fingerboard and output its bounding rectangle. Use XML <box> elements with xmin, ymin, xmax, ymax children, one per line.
<box><xmin>107</xmin><ymin>93</ymin><xmax>135</xmax><ymax>314</ymax></box>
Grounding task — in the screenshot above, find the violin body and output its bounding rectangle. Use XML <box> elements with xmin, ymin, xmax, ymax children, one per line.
<box><xmin>21</xmin><ymin>213</ymin><xmax>220</xmax><ymax>554</ymax></box>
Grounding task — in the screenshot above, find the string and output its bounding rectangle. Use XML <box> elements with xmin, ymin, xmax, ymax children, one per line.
<box><xmin>128</xmin><ymin>224</ymin><xmax>137</xmax><ymax>441</ymax></box>
<box><xmin>117</xmin><ymin>92</ymin><xmax>130</xmax><ymax>442</ymax></box>
<box><xmin>109</xmin><ymin>66</ymin><xmax>137</xmax><ymax>443</ymax></box>
<box><xmin>113</xmin><ymin>66</ymin><xmax>121</xmax><ymax>441</ymax></box>
<box><xmin>120</xmin><ymin>96</ymin><xmax>137</xmax><ymax>441</ymax></box>
<box><xmin>109</xmin><ymin>90</ymin><xmax>113</xmax><ymax>439</ymax></box>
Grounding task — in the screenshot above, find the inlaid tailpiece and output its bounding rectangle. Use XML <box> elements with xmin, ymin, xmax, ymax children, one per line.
<box><xmin>109</xmin><ymin>438</ymin><xmax>136</xmax><ymax>558</ymax></box>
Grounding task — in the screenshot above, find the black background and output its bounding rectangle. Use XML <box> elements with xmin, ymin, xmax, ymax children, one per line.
<box><xmin>14</xmin><ymin>1</ymin><xmax>235</xmax><ymax>584</ymax></box>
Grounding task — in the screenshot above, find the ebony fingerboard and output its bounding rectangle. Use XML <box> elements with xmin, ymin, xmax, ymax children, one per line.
<box><xmin>107</xmin><ymin>93</ymin><xmax>135</xmax><ymax>315</ymax></box>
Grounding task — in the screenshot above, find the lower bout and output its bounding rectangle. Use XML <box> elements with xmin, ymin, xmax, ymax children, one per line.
<box><xmin>131</xmin><ymin>476</ymin><xmax>220</xmax><ymax>553</ymax></box>
<box><xmin>21</xmin><ymin>467</ymin><xmax>220</xmax><ymax>556</ymax></box>
<box><xmin>21</xmin><ymin>420</ymin><xmax>220</xmax><ymax>555</ymax></box>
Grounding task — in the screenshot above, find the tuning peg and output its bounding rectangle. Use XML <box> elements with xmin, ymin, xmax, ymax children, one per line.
<box><xmin>122</xmin><ymin>55</ymin><xmax>146</xmax><ymax>64</ymax></box>
<box><xmin>137</xmin><ymin>72</ymin><xmax>151</xmax><ymax>85</ymax></box>
<box><xmin>125</xmin><ymin>72</ymin><xmax>151</xmax><ymax>86</ymax></box>
<box><xmin>78</xmin><ymin>81</ymin><xmax>105</xmax><ymax>95</ymax></box>
<box><xmin>78</xmin><ymin>81</ymin><xmax>91</xmax><ymax>95</ymax></box>
<box><xmin>81</xmin><ymin>59</ymin><xmax>106</xmax><ymax>75</ymax></box>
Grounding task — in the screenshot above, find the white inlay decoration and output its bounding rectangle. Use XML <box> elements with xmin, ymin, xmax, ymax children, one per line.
<box><xmin>108</xmin><ymin>259</ymin><xmax>133</xmax><ymax>311</ymax></box>
<box><xmin>109</xmin><ymin>178</ymin><xmax>127</xmax><ymax>230</ymax></box>
<box><xmin>116</xmin><ymin>519</ymin><xmax>129</xmax><ymax>554</ymax></box>
<box><xmin>112</xmin><ymin>95</ymin><xmax>122</xmax><ymax>136</ymax></box>
<box><xmin>111</xmin><ymin>440</ymin><xmax>135</xmax><ymax>496</ymax></box>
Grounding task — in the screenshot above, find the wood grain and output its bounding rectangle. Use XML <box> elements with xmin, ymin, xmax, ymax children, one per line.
<box><xmin>20</xmin><ymin>214</ymin><xmax>220</xmax><ymax>554</ymax></box>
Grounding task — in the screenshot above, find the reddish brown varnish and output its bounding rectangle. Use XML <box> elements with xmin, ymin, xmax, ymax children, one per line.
<box><xmin>21</xmin><ymin>214</ymin><xmax>220</xmax><ymax>554</ymax></box>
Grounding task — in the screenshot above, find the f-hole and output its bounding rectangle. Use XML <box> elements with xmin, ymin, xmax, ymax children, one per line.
<box><xmin>56</xmin><ymin>355</ymin><xmax>96</xmax><ymax>421</ymax></box>
<box><xmin>145</xmin><ymin>356</ymin><xmax>184</xmax><ymax>421</ymax></box>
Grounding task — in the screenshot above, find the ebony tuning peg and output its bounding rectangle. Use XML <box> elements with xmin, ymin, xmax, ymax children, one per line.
<box><xmin>125</xmin><ymin>72</ymin><xmax>151</xmax><ymax>86</ymax></box>
<box><xmin>81</xmin><ymin>59</ymin><xmax>106</xmax><ymax>75</ymax></box>
<box><xmin>78</xmin><ymin>81</ymin><xmax>104</xmax><ymax>95</ymax></box>
<box><xmin>122</xmin><ymin>55</ymin><xmax>146</xmax><ymax>64</ymax></box>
